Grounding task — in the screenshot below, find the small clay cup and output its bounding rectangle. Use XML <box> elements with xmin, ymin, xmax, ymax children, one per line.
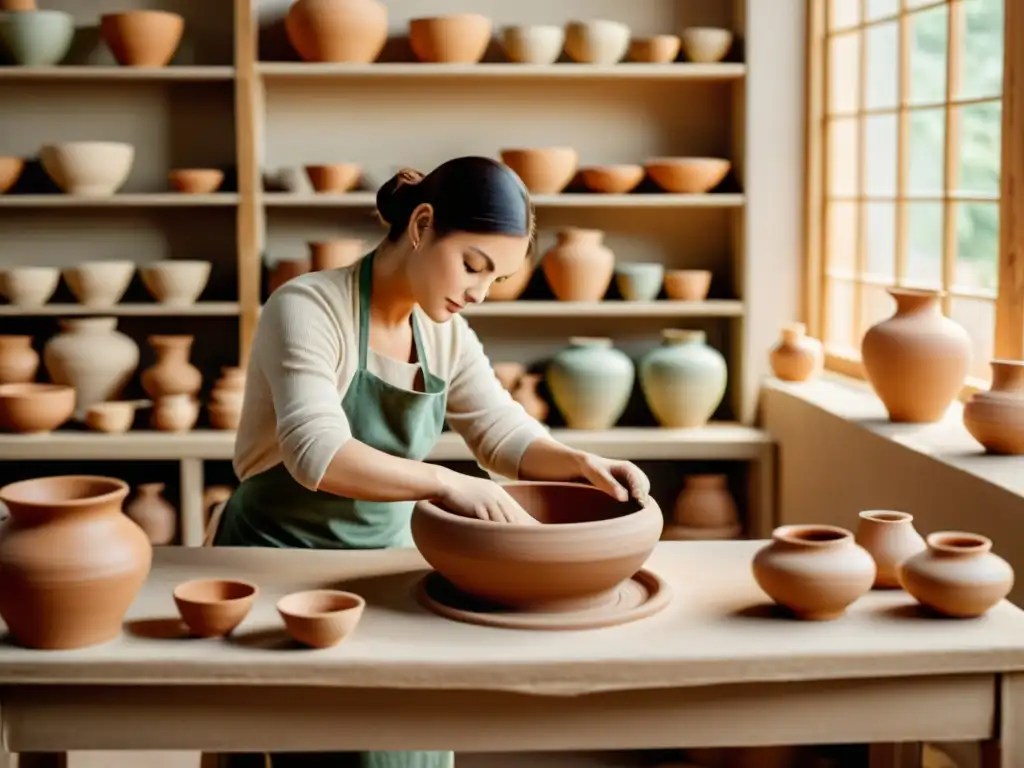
<box><xmin>277</xmin><ymin>589</ymin><xmax>365</xmax><ymax>648</ymax></box>
<box><xmin>173</xmin><ymin>578</ymin><xmax>257</xmax><ymax>637</ymax></box>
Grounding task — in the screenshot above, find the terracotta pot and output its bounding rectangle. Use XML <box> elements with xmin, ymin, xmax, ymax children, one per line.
<box><xmin>168</xmin><ymin>169</ymin><xmax>223</xmax><ymax>194</ymax></box>
<box><xmin>644</xmin><ymin>157</ymin><xmax>731</xmax><ymax>194</ymax></box>
<box><xmin>578</xmin><ymin>165</ymin><xmax>645</xmax><ymax>194</ymax></box>
<box><xmin>0</xmin><ymin>475</ymin><xmax>152</xmax><ymax>650</ymax></box>
<box><xmin>100</xmin><ymin>10</ymin><xmax>184</xmax><ymax>67</ymax></box>
<box><xmin>486</xmin><ymin>256</ymin><xmax>533</xmax><ymax>301</ymax></box>
<box><xmin>304</xmin><ymin>163</ymin><xmax>361</xmax><ymax>193</ymax></box>
<box><xmin>308</xmin><ymin>238</ymin><xmax>364</xmax><ymax>271</ymax></box>
<box><xmin>43</xmin><ymin>317</ymin><xmax>140</xmax><ymax>417</ymax></box>
<box><xmin>898</xmin><ymin>531</ymin><xmax>1014</xmax><ymax>618</ymax></box>
<box><xmin>0</xmin><ymin>335</ymin><xmax>39</xmax><ymax>384</ymax></box>
<box><xmin>141</xmin><ymin>335</ymin><xmax>202</xmax><ymax>399</ymax></box>
<box><xmin>861</xmin><ymin>288</ymin><xmax>971</xmax><ymax>423</ymax></box>
<box><xmin>174</xmin><ymin>578</ymin><xmax>256</xmax><ymax>637</ymax></box>
<box><xmin>277</xmin><ymin>589</ymin><xmax>365</xmax><ymax>648</ymax></box>
<box><xmin>286</xmin><ymin>0</ymin><xmax>388</xmax><ymax>63</ymax></box>
<box><xmin>125</xmin><ymin>482</ymin><xmax>177</xmax><ymax>546</ymax></box>
<box><xmin>854</xmin><ymin>510</ymin><xmax>926</xmax><ymax>589</ymax></box>
<box><xmin>639</xmin><ymin>329</ymin><xmax>727</xmax><ymax>428</ymax></box>
<box><xmin>546</xmin><ymin>337</ymin><xmax>634</xmax><ymax>429</ymax></box>
<box><xmin>208</xmin><ymin>366</ymin><xmax>244</xmax><ymax>431</ymax></box>
<box><xmin>664</xmin><ymin>269</ymin><xmax>712</xmax><ymax>300</ymax></box>
<box><xmin>628</xmin><ymin>34</ymin><xmax>681</xmax><ymax>63</ymax></box>
<box><xmin>411</xmin><ymin>481</ymin><xmax>663</xmax><ymax>609</ymax></box>
<box><xmin>84</xmin><ymin>401</ymin><xmax>139</xmax><ymax>434</ymax></box>
<box><xmin>541</xmin><ymin>228</ymin><xmax>614</xmax><ymax>302</ymax></box>
<box><xmin>409</xmin><ymin>14</ymin><xmax>492</xmax><ymax>64</ymax></box>
<box><xmin>151</xmin><ymin>394</ymin><xmax>200</xmax><ymax>432</ymax></box>
<box><xmin>665</xmin><ymin>474</ymin><xmax>740</xmax><ymax>540</ymax></box>
<box><xmin>0</xmin><ymin>156</ymin><xmax>23</xmax><ymax>193</ymax></box>
<box><xmin>0</xmin><ymin>0</ymin><xmax>36</xmax><ymax>11</ymax></box>
<box><xmin>0</xmin><ymin>382</ymin><xmax>75</xmax><ymax>434</ymax></box>
<box><xmin>511</xmin><ymin>373</ymin><xmax>548</xmax><ymax>423</ymax></box>
<box><xmin>268</xmin><ymin>258</ymin><xmax>310</xmax><ymax>294</ymax></box>
<box><xmin>752</xmin><ymin>524</ymin><xmax>876</xmax><ymax>620</ymax></box>
<box><xmin>769</xmin><ymin>322</ymin><xmax>824</xmax><ymax>382</ymax></box>
<box><xmin>499</xmin><ymin>147</ymin><xmax>578</xmax><ymax>195</ymax></box>
<box><xmin>963</xmin><ymin>360</ymin><xmax>1024</xmax><ymax>455</ymax></box>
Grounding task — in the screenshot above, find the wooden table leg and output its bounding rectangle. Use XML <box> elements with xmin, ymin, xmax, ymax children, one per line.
<box><xmin>982</xmin><ymin>672</ymin><xmax>1024</xmax><ymax>767</ymax></box>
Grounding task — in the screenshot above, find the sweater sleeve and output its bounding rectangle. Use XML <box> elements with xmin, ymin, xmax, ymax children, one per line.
<box><xmin>443</xmin><ymin>315</ymin><xmax>550</xmax><ymax>479</ymax></box>
<box><xmin>253</xmin><ymin>280</ymin><xmax>352</xmax><ymax>490</ymax></box>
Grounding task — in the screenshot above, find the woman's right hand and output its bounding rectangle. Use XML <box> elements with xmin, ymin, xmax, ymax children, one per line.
<box><xmin>435</xmin><ymin>468</ymin><xmax>538</xmax><ymax>525</ymax></box>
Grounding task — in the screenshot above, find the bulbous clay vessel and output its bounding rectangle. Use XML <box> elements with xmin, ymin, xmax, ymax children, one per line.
<box><xmin>898</xmin><ymin>531</ymin><xmax>1014</xmax><ymax>618</ymax></box>
<box><xmin>861</xmin><ymin>288</ymin><xmax>971</xmax><ymax>423</ymax></box>
<box><xmin>487</xmin><ymin>257</ymin><xmax>533</xmax><ymax>301</ymax></box>
<box><xmin>769</xmin><ymin>322</ymin><xmax>824</xmax><ymax>382</ymax></box>
<box><xmin>0</xmin><ymin>334</ymin><xmax>39</xmax><ymax>384</ymax></box>
<box><xmin>541</xmin><ymin>228</ymin><xmax>615</xmax><ymax>302</ymax></box>
<box><xmin>0</xmin><ymin>475</ymin><xmax>152</xmax><ymax>649</ymax></box>
<box><xmin>411</xmin><ymin>481</ymin><xmax>663</xmax><ymax>609</ymax></box>
<box><xmin>664</xmin><ymin>473</ymin><xmax>740</xmax><ymax>540</ymax></box>
<box><xmin>125</xmin><ymin>482</ymin><xmax>177</xmax><ymax>546</ymax></box>
<box><xmin>285</xmin><ymin>0</ymin><xmax>388</xmax><ymax>63</ymax></box>
<box><xmin>100</xmin><ymin>10</ymin><xmax>184</xmax><ymax>67</ymax></box>
<box><xmin>639</xmin><ymin>329</ymin><xmax>727</xmax><ymax>427</ymax></box>
<box><xmin>511</xmin><ymin>372</ymin><xmax>548</xmax><ymax>422</ymax></box>
<box><xmin>854</xmin><ymin>510</ymin><xmax>926</xmax><ymax>589</ymax></box>
<box><xmin>547</xmin><ymin>337</ymin><xmax>634</xmax><ymax>429</ymax></box>
<box><xmin>207</xmin><ymin>366</ymin><xmax>245</xmax><ymax>430</ymax></box>
<box><xmin>752</xmin><ymin>524</ymin><xmax>876</xmax><ymax>620</ymax></box>
<box><xmin>963</xmin><ymin>360</ymin><xmax>1024</xmax><ymax>455</ymax></box>
<box><xmin>43</xmin><ymin>317</ymin><xmax>139</xmax><ymax>417</ymax></box>
<box><xmin>152</xmin><ymin>394</ymin><xmax>199</xmax><ymax>432</ymax></box>
<box><xmin>141</xmin><ymin>335</ymin><xmax>202</xmax><ymax>399</ymax></box>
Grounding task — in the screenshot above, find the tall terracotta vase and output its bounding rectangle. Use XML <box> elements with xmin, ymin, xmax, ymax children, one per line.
<box><xmin>769</xmin><ymin>322</ymin><xmax>823</xmax><ymax>382</ymax></box>
<box><xmin>963</xmin><ymin>360</ymin><xmax>1024</xmax><ymax>455</ymax></box>
<box><xmin>125</xmin><ymin>482</ymin><xmax>177</xmax><ymax>545</ymax></box>
<box><xmin>546</xmin><ymin>337</ymin><xmax>634</xmax><ymax>429</ymax></box>
<box><xmin>639</xmin><ymin>329</ymin><xmax>727</xmax><ymax>427</ymax></box>
<box><xmin>541</xmin><ymin>228</ymin><xmax>615</xmax><ymax>302</ymax></box>
<box><xmin>0</xmin><ymin>335</ymin><xmax>39</xmax><ymax>384</ymax></box>
<box><xmin>43</xmin><ymin>318</ymin><xmax>139</xmax><ymax>417</ymax></box>
<box><xmin>0</xmin><ymin>475</ymin><xmax>152</xmax><ymax>650</ymax></box>
<box><xmin>861</xmin><ymin>288</ymin><xmax>971</xmax><ymax>423</ymax></box>
<box><xmin>285</xmin><ymin>0</ymin><xmax>388</xmax><ymax>63</ymax></box>
<box><xmin>141</xmin><ymin>335</ymin><xmax>202</xmax><ymax>399</ymax></box>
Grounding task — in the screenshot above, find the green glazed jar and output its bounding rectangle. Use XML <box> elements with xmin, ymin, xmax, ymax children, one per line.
<box><xmin>639</xmin><ymin>329</ymin><xmax>727</xmax><ymax>427</ymax></box>
<box><xmin>546</xmin><ymin>337</ymin><xmax>634</xmax><ymax>429</ymax></box>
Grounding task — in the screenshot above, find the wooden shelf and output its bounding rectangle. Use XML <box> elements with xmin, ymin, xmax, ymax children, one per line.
<box><xmin>464</xmin><ymin>300</ymin><xmax>744</xmax><ymax>318</ymax></box>
<box><xmin>0</xmin><ymin>194</ymin><xmax>239</xmax><ymax>208</ymax></box>
<box><xmin>257</xmin><ymin>62</ymin><xmax>746</xmax><ymax>81</ymax></box>
<box><xmin>0</xmin><ymin>302</ymin><xmax>240</xmax><ymax>317</ymax></box>
<box><xmin>0</xmin><ymin>66</ymin><xmax>235</xmax><ymax>81</ymax></box>
<box><xmin>262</xmin><ymin>191</ymin><xmax>746</xmax><ymax>209</ymax></box>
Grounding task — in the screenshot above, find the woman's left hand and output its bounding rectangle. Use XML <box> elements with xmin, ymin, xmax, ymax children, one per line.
<box><xmin>576</xmin><ymin>453</ymin><xmax>651</xmax><ymax>505</ymax></box>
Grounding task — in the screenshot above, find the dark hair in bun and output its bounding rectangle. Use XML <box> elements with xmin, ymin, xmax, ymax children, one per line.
<box><xmin>375</xmin><ymin>156</ymin><xmax>535</xmax><ymax>244</ymax></box>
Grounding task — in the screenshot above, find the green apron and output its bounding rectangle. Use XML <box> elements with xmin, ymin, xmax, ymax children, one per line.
<box><xmin>215</xmin><ymin>251</ymin><xmax>453</xmax><ymax>768</ymax></box>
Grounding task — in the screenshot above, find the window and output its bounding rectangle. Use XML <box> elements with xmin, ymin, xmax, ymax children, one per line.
<box><xmin>805</xmin><ymin>0</ymin><xmax>1021</xmax><ymax>386</ymax></box>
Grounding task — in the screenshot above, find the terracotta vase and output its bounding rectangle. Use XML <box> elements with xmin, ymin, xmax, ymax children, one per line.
<box><xmin>769</xmin><ymin>322</ymin><xmax>824</xmax><ymax>382</ymax></box>
<box><xmin>268</xmin><ymin>258</ymin><xmax>310</xmax><ymax>294</ymax></box>
<box><xmin>141</xmin><ymin>335</ymin><xmax>202</xmax><ymax>399</ymax></box>
<box><xmin>861</xmin><ymin>288</ymin><xmax>971</xmax><ymax>423</ymax></box>
<box><xmin>125</xmin><ymin>482</ymin><xmax>177</xmax><ymax>546</ymax></box>
<box><xmin>511</xmin><ymin>373</ymin><xmax>549</xmax><ymax>422</ymax></box>
<box><xmin>0</xmin><ymin>335</ymin><xmax>39</xmax><ymax>384</ymax></box>
<box><xmin>639</xmin><ymin>329</ymin><xmax>727</xmax><ymax>428</ymax></box>
<box><xmin>487</xmin><ymin>257</ymin><xmax>534</xmax><ymax>301</ymax></box>
<box><xmin>963</xmin><ymin>360</ymin><xmax>1024</xmax><ymax>455</ymax></box>
<box><xmin>207</xmin><ymin>366</ymin><xmax>245</xmax><ymax>430</ymax></box>
<box><xmin>854</xmin><ymin>510</ymin><xmax>926</xmax><ymax>589</ymax></box>
<box><xmin>546</xmin><ymin>337</ymin><xmax>634</xmax><ymax>429</ymax></box>
<box><xmin>752</xmin><ymin>524</ymin><xmax>876</xmax><ymax>620</ymax></box>
<box><xmin>100</xmin><ymin>10</ymin><xmax>184</xmax><ymax>67</ymax></box>
<box><xmin>152</xmin><ymin>394</ymin><xmax>199</xmax><ymax>432</ymax></box>
<box><xmin>285</xmin><ymin>0</ymin><xmax>388</xmax><ymax>63</ymax></box>
<box><xmin>664</xmin><ymin>474</ymin><xmax>740</xmax><ymax>540</ymax></box>
<box><xmin>43</xmin><ymin>317</ymin><xmax>139</xmax><ymax>417</ymax></box>
<box><xmin>541</xmin><ymin>228</ymin><xmax>615</xmax><ymax>302</ymax></box>
<box><xmin>898</xmin><ymin>531</ymin><xmax>1014</xmax><ymax>618</ymax></box>
<box><xmin>308</xmin><ymin>238</ymin><xmax>364</xmax><ymax>271</ymax></box>
<box><xmin>0</xmin><ymin>475</ymin><xmax>152</xmax><ymax>650</ymax></box>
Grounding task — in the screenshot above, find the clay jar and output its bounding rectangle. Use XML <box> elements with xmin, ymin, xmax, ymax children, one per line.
<box><xmin>541</xmin><ymin>228</ymin><xmax>615</xmax><ymax>302</ymax></box>
<box><xmin>511</xmin><ymin>373</ymin><xmax>548</xmax><ymax>423</ymax></box>
<box><xmin>152</xmin><ymin>394</ymin><xmax>200</xmax><ymax>432</ymax></box>
<box><xmin>207</xmin><ymin>366</ymin><xmax>245</xmax><ymax>430</ymax></box>
<box><xmin>861</xmin><ymin>288</ymin><xmax>971</xmax><ymax>422</ymax></box>
<box><xmin>963</xmin><ymin>360</ymin><xmax>1024</xmax><ymax>455</ymax></box>
<box><xmin>854</xmin><ymin>510</ymin><xmax>926</xmax><ymax>589</ymax></box>
<box><xmin>141</xmin><ymin>335</ymin><xmax>202</xmax><ymax>399</ymax></box>
<box><xmin>664</xmin><ymin>474</ymin><xmax>740</xmax><ymax>540</ymax></box>
<box><xmin>43</xmin><ymin>318</ymin><xmax>139</xmax><ymax>417</ymax></box>
<box><xmin>752</xmin><ymin>524</ymin><xmax>876</xmax><ymax>620</ymax></box>
<box><xmin>639</xmin><ymin>329</ymin><xmax>727</xmax><ymax>428</ymax></box>
<box><xmin>0</xmin><ymin>475</ymin><xmax>152</xmax><ymax>650</ymax></box>
<box><xmin>546</xmin><ymin>337</ymin><xmax>634</xmax><ymax>429</ymax></box>
<box><xmin>898</xmin><ymin>531</ymin><xmax>1014</xmax><ymax>618</ymax></box>
<box><xmin>0</xmin><ymin>335</ymin><xmax>39</xmax><ymax>384</ymax></box>
<box><xmin>285</xmin><ymin>0</ymin><xmax>388</xmax><ymax>63</ymax></box>
<box><xmin>769</xmin><ymin>322</ymin><xmax>824</xmax><ymax>382</ymax></box>
<box><xmin>125</xmin><ymin>482</ymin><xmax>177</xmax><ymax>546</ymax></box>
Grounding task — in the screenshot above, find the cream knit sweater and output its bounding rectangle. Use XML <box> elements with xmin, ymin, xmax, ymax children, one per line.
<box><xmin>232</xmin><ymin>262</ymin><xmax>549</xmax><ymax>491</ymax></box>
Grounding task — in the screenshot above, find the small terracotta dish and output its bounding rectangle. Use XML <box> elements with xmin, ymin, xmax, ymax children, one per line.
<box><xmin>664</xmin><ymin>269</ymin><xmax>712</xmax><ymax>300</ymax></box>
<box><xmin>277</xmin><ymin>589</ymin><xmax>365</xmax><ymax>648</ymax></box>
<box><xmin>0</xmin><ymin>383</ymin><xmax>75</xmax><ymax>434</ymax></box>
<box><xmin>168</xmin><ymin>169</ymin><xmax>224</xmax><ymax>194</ymax></box>
<box><xmin>578</xmin><ymin>165</ymin><xmax>645</xmax><ymax>194</ymax></box>
<box><xmin>173</xmin><ymin>578</ymin><xmax>257</xmax><ymax>638</ymax></box>
<box><xmin>408</xmin><ymin>14</ymin><xmax>492</xmax><ymax>63</ymax></box>
<box><xmin>628</xmin><ymin>35</ymin><xmax>680</xmax><ymax>63</ymax></box>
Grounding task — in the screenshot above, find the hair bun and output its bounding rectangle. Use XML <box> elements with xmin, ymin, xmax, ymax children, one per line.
<box><xmin>376</xmin><ymin>167</ymin><xmax>425</xmax><ymax>226</ymax></box>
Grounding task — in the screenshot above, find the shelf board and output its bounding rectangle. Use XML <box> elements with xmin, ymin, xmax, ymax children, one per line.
<box><xmin>257</xmin><ymin>62</ymin><xmax>746</xmax><ymax>81</ymax></box>
<box><xmin>0</xmin><ymin>66</ymin><xmax>235</xmax><ymax>81</ymax></box>
<box><xmin>0</xmin><ymin>194</ymin><xmax>239</xmax><ymax>208</ymax></box>
<box><xmin>262</xmin><ymin>191</ymin><xmax>745</xmax><ymax>209</ymax></box>
<box><xmin>0</xmin><ymin>302</ymin><xmax>240</xmax><ymax>317</ymax></box>
<box><xmin>465</xmin><ymin>300</ymin><xmax>744</xmax><ymax>318</ymax></box>
<box><xmin>0</xmin><ymin>425</ymin><xmax>770</xmax><ymax>462</ymax></box>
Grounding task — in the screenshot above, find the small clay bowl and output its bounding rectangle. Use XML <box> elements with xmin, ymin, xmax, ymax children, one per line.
<box><xmin>0</xmin><ymin>383</ymin><xmax>75</xmax><ymax>434</ymax></box>
<box><xmin>84</xmin><ymin>400</ymin><xmax>139</xmax><ymax>434</ymax></box>
<box><xmin>168</xmin><ymin>168</ymin><xmax>224</xmax><ymax>194</ymax></box>
<box><xmin>578</xmin><ymin>164</ymin><xmax>645</xmax><ymax>194</ymax></box>
<box><xmin>627</xmin><ymin>35</ymin><xmax>681</xmax><ymax>63</ymax></box>
<box><xmin>0</xmin><ymin>156</ymin><xmax>24</xmax><ymax>193</ymax></box>
<box><xmin>304</xmin><ymin>163</ymin><xmax>361</xmax><ymax>193</ymax></box>
<box><xmin>173</xmin><ymin>578</ymin><xmax>257</xmax><ymax>638</ymax></box>
<box><xmin>644</xmin><ymin>157</ymin><xmax>731</xmax><ymax>194</ymax></box>
<box><xmin>277</xmin><ymin>589</ymin><xmax>365</xmax><ymax>648</ymax></box>
<box><xmin>664</xmin><ymin>269</ymin><xmax>712</xmax><ymax>300</ymax></box>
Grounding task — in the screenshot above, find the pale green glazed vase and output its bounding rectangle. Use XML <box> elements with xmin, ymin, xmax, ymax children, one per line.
<box><xmin>0</xmin><ymin>10</ymin><xmax>74</xmax><ymax>67</ymax></box>
<box><xmin>546</xmin><ymin>336</ymin><xmax>635</xmax><ymax>429</ymax></box>
<box><xmin>639</xmin><ymin>329</ymin><xmax>727</xmax><ymax>427</ymax></box>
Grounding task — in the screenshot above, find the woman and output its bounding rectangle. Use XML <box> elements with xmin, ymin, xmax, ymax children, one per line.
<box><xmin>214</xmin><ymin>156</ymin><xmax>651</xmax><ymax>767</ymax></box>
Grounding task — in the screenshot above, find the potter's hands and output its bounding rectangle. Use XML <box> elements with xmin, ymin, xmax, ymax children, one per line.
<box><xmin>576</xmin><ymin>454</ymin><xmax>651</xmax><ymax>505</ymax></box>
<box><xmin>435</xmin><ymin>468</ymin><xmax>538</xmax><ymax>525</ymax></box>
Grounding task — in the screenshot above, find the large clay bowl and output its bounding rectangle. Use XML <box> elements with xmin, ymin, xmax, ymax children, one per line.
<box><xmin>499</xmin><ymin>147</ymin><xmax>578</xmax><ymax>195</ymax></box>
<box><xmin>277</xmin><ymin>589</ymin><xmax>365</xmax><ymax>648</ymax></box>
<box><xmin>408</xmin><ymin>14</ymin><xmax>492</xmax><ymax>63</ymax></box>
<box><xmin>644</xmin><ymin>157</ymin><xmax>731</xmax><ymax>194</ymax></box>
<box><xmin>40</xmin><ymin>141</ymin><xmax>135</xmax><ymax>197</ymax></box>
<box><xmin>411</xmin><ymin>481</ymin><xmax>663</xmax><ymax>610</ymax></box>
<box><xmin>139</xmin><ymin>260</ymin><xmax>211</xmax><ymax>305</ymax></box>
<box><xmin>63</xmin><ymin>260</ymin><xmax>135</xmax><ymax>307</ymax></box>
<box><xmin>0</xmin><ymin>9</ymin><xmax>74</xmax><ymax>66</ymax></box>
<box><xmin>100</xmin><ymin>10</ymin><xmax>184</xmax><ymax>67</ymax></box>
<box><xmin>579</xmin><ymin>164</ymin><xmax>645</xmax><ymax>194</ymax></box>
<box><xmin>0</xmin><ymin>383</ymin><xmax>75</xmax><ymax>434</ymax></box>
<box><xmin>173</xmin><ymin>578</ymin><xmax>257</xmax><ymax>638</ymax></box>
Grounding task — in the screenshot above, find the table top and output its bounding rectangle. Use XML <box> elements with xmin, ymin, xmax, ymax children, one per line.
<box><xmin>2</xmin><ymin>541</ymin><xmax>1024</xmax><ymax>696</ymax></box>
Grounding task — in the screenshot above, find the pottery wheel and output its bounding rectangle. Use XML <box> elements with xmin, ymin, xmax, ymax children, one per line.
<box><xmin>415</xmin><ymin>569</ymin><xmax>671</xmax><ymax>630</ymax></box>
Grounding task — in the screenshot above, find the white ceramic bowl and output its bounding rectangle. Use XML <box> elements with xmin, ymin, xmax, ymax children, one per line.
<box><xmin>140</xmin><ymin>260</ymin><xmax>211</xmax><ymax>306</ymax></box>
<box><xmin>680</xmin><ymin>27</ymin><xmax>734</xmax><ymax>63</ymax></box>
<box><xmin>564</xmin><ymin>19</ymin><xmax>630</xmax><ymax>65</ymax></box>
<box><xmin>40</xmin><ymin>141</ymin><xmax>135</xmax><ymax>197</ymax></box>
<box><xmin>0</xmin><ymin>266</ymin><xmax>60</xmax><ymax>307</ymax></box>
<box><xmin>63</xmin><ymin>260</ymin><xmax>135</xmax><ymax>307</ymax></box>
<box><xmin>500</xmin><ymin>24</ymin><xmax>564</xmax><ymax>64</ymax></box>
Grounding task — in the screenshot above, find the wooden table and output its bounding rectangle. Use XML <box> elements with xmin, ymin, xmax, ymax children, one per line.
<box><xmin>1</xmin><ymin>541</ymin><xmax>1023</xmax><ymax>766</ymax></box>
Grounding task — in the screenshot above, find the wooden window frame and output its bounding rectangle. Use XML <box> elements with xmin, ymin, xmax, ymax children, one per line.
<box><xmin>803</xmin><ymin>0</ymin><xmax>1024</xmax><ymax>399</ymax></box>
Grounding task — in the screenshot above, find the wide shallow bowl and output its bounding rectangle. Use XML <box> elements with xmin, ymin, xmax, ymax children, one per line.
<box><xmin>173</xmin><ymin>578</ymin><xmax>257</xmax><ymax>637</ymax></box>
<box><xmin>408</xmin><ymin>14</ymin><xmax>492</xmax><ymax>63</ymax></box>
<box><xmin>277</xmin><ymin>589</ymin><xmax>365</xmax><ymax>648</ymax></box>
<box><xmin>40</xmin><ymin>141</ymin><xmax>135</xmax><ymax>197</ymax></box>
<box><xmin>168</xmin><ymin>168</ymin><xmax>223</xmax><ymax>194</ymax></box>
<box><xmin>0</xmin><ymin>9</ymin><xmax>73</xmax><ymax>66</ymax></box>
<box><xmin>304</xmin><ymin>163</ymin><xmax>361</xmax><ymax>193</ymax></box>
<box><xmin>411</xmin><ymin>481</ymin><xmax>663</xmax><ymax>610</ymax></box>
<box><xmin>645</xmin><ymin>156</ymin><xmax>730</xmax><ymax>194</ymax></box>
<box><xmin>0</xmin><ymin>382</ymin><xmax>75</xmax><ymax>433</ymax></box>
<box><xmin>579</xmin><ymin>164</ymin><xmax>645</xmax><ymax>194</ymax></box>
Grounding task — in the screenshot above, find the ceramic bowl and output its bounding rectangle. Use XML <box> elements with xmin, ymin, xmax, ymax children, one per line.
<box><xmin>578</xmin><ymin>164</ymin><xmax>645</xmax><ymax>194</ymax></box>
<box><xmin>63</xmin><ymin>260</ymin><xmax>135</xmax><ymax>307</ymax></box>
<box><xmin>412</xmin><ymin>481</ymin><xmax>663</xmax><ymax>610</ymax></box>
<box><xmin>84</xmin><ymin>400</ymin><xmax>141</xmax><ymax>434</ymax></box>
<box><xmin>168</xmin><ymin>168</ymin><xmax>223</xmax><ymax>194</ymax></box>
<box><xmin>139</xmin><ymin>260</ymin><xmax>211</xmax><ymax>305</ymax></box>
<box><xmin>173</xmin><ymin>578</ymin><xmax>257</xmax><ymax>637</ymax></box>
<box><xmin>0</xmin><ymin>9</ymin><xmax>73</xmax><ymax>66</ymax></box>
<box><xmin>680</xmin><ymin>27</ymin><xmax>733</xmax><ymax>63</ymax></box>
<box><xmin>500</xmin><ymin>24</ymin><xmax>564</xmax><ymax>64</ymax></box>
<box><xmin>100</xmin><ymin>10</ymin><xmax>184</xmax><ymax>67</ymax></box>
<box><xmin>277</xmin><ymin>589</ymin><xmax>365</xmax><ymax>648</ymax></box>
<box><xmin>408</xmin><ymin>14</ymin><xmax>492</xmax><ymax>63</ymax></box>
<box><xmin>0</xmin><ymin>266</ymin><xmax>60</xmax><ymax>307</ymax></box>
<box><xmin>40</xmin><ymin>141</ymin><xmax>135</xmax><ymax>197</ymax></box>
<box><xmin>0</xmin><ymin>382</ymin><xmax>75</xmax><ymax>434</ymax></box>
<box><xmin>628</xmin><ymin>35</ymin><xmax>681</xmax><ymax>64</ymax></box>
<box><xmin>564</xmin><ymin>19</ymin><xmax>630</xmax><ymax>65</ymax></box>
<box><xmin>0</xmin><ymin>156</ymin><xmax>24</xmax><ymax>193</ymax></box>
<box><xmin>644</xmin><ymin>157</ymin><xmax>731</xmax><ymax>194</ymax></box>
<box><xmin>664</xmin><ymin>269</ymin><xmax>712</xmax><ymax>300</ymax></box>
<box><xmin>615</xmin><ymin>262</ymin><xmax>664</xmax><ymax>302</ymax></box>
<box><xmin>304</xmin><ymin>163</ymin><xmax>361</xmax><ymax>193</ymax></box>
<box><xmin>499</xmin><ymin>147</ymin><xmax>578</xmax><ymax>194</ymax></box>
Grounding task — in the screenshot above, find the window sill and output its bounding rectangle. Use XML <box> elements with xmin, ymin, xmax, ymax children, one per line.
<box><xmin>760</xmin><ymin>373</ymin><xmax>1024</xmax><ymax>500</ymax></box>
